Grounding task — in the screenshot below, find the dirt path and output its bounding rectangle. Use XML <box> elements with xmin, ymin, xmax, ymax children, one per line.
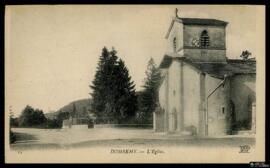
<box><xmin>10</xmin><ymin>128</ymin><xmax>255</xmax><ymax>150</ymax></box>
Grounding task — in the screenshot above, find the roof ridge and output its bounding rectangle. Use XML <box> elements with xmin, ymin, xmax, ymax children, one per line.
<box><xmin>176</xmin><ymin>17</ymin><xmax>228</xmax><ymax>26</ymax></box>
<box><xmin>180</xmin><ymin>17</ymin><xmax>222</xmax><ymax>20</ymax></box>
<box><xmin>227</xmin><ymin>59</ymin><xmax>256</xmax><ymax>62</ymax></box>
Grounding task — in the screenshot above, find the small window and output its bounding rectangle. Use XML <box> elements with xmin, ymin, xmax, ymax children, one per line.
<box><xmin>218</xmin><ymin>106</ymin><xmax>226</xmax><ymax>119</ymax></box>
<box><xmin>200</xmin><ymin>30</ymin><xmax>210</xmax><ymax>48</ymax></box>
<box><xmin>173</xmin><ymin>37</ymin><xmax>177</xmax><ymax>52</ymax></box>
<box><xmin>173</xmin><ymin>90</ymin><xmax>176</xmax><ymax>96</ymax></box>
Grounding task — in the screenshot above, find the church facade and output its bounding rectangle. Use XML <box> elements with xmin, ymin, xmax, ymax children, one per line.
<box><xmin>154</xmin><ymin>15</ymin><xmax>256</xmax><ymax>136</ymax></box>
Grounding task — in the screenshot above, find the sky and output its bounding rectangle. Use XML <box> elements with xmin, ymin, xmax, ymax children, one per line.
<box><xmin>5</xmin><ymin>5</ymin><xmax>263</xmax><ymax>116</ymax></box>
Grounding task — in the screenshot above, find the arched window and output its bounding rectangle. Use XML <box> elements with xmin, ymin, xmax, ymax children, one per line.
<box><xmin>173</xmin><ymin>37</ymin><xmax>177</xmax><ymax>52</ymax></box>
<box><xmin>200</xmin><ymin>30</ymin><xmax>210</xmax><ymax>48</ymax></box>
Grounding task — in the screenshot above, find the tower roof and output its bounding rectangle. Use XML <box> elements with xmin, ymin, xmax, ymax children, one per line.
<box><xmin>179</xmin><ymin>18</ymin><xmax>228</xmax><ymax>26</ymax></box>
<box><xmin>166</xmin><ymin>17</ymin><xmax>228</xmax><ymax>39</ymax></box>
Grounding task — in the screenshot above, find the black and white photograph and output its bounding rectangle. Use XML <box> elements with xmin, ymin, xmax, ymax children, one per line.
<box><xmin>5</xmin><ymin>5</ymin><xmax>265</xmax><ymax>163</ymax></box>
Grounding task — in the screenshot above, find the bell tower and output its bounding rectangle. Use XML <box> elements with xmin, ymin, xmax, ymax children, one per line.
<box><xmin>166</xmin><ymin>10</ymin><xmax>228</xmax><ymax>62</ymax></box>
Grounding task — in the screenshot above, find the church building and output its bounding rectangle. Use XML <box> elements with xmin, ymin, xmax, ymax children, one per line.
<box><xmin>154</xmin><ymin>11</ymin><xmax>256</xmax><ymax>136</ymax></box>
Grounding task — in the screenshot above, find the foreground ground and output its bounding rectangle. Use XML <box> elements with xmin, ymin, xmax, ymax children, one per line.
<box><xmin>10</xmin><ymin>127</ymin><xmax>255</xmax><ymax>150</ymax></box>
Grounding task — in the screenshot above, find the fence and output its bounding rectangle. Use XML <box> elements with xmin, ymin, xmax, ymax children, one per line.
<box><xmin>94</xmin><ymin>124</ymin><xmax>153</xmax><ymax>129</ymax></box>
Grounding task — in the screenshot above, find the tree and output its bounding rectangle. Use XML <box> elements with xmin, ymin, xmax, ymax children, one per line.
<box><xmin>18</xmin><ymin>105</ymin><xmax>47</xmax><ymax>127</ymax></box>
<box><xmin>100</xmin><ymin>48</ymin><xmax>119</xmax><ymax>122</ymax></box>
<box><xmin>112</xmin><ymin>58</ymin><xmax>137</xmax><ymax>123</ymax></box>
<box><xmin>90</xmin><ymin>47</ymin><xmax>111</xmax><ymax>121</ymax></box>
<box><xmin>139</xmin><ymin>58</ymin><xmax>162</xmax><ymax>124</ymax></box>
<box><xmin>47</xmin><ymin>120</ymin><xmax>59</xmax><ymax>128</ymax></box>
<box><xmin>82</xmin><ymin>106</ymin><xmax>88</xmax><ymax>118</ymax></box>
<box><xmin>51</xmin><ymin>111</ymin><xmax>70</xmax><ymax>128</ymax></box>
<box><xmin>70</xmin><ymin>103</ymin><xmax>77</xmax><ymax>118</ymax></box>
<box><xmin>10</xmin><ymin>112</ymin><xmax>19</xmax><ymax>128</ymax></box>
<box><xmin>10</xmin><ymin>130</ymin><xmax>16</xmax><ymax>144</ymax></box>
<box><xmin>31</xmin><ymin>109</ymin><xmax>46</xmax><ymax>126</ymax></box>
<box><xmin>9</xmin><ymin>112</ymin><xmax>17</xmax><ymax>143</ymax></box>
<box><xmin>18</xmin><ymin>105</ymin><xmax>35</xmax><ymax>127</ymax></box>
<box><xmin>90</xmin><ymin>47</ymin><xmax>137</xmax><ymax>124</ymax></box>
<box><xmin>240</xmin><ymin>50</ymin><xmax>252</xmax><ymax>60</ymax></box>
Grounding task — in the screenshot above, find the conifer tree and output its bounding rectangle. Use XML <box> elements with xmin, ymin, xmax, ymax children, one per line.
<box><xmin>113</xmin><ymin>58</ymin><xmax>137</xmax><ymax>123</ymax></box>
<box><xmin>139</xmin><ymin>58</ymin><xmax>162</xmax><ymax>123</ymax></box>
<box><xmin>90</xmin><ymin>47</ymin><xmax>137</xmax><ymax>124</ymax></box>
<box><xmin>90</xmin><ymin>47</ymin><xmax>110</xmax><ymax>121</ymax></box>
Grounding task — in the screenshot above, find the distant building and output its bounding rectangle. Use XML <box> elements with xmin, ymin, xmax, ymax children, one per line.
<box><xmin>154</xmin><ymin>14</ymin><xmax>256</xmax><ymax>136</ymax></box>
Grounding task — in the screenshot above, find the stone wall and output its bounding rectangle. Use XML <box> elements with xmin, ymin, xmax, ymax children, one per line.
<box><xmin>184</xmin><ymin>49</ymin><xmax>226</xmax><ymax>62</ymax></box>
<box><xmin>153</xmin><ymin>109</ymin><xmax>165</xmax><ymax>132</ymax></box>
<box><xmin>155</xmin><ymin>69</ymin><xmax>168</xmax><ymax>132</ymax></box>
<box><xmin>182</xmin><ymin>63</ymin><xmax>201</xmax><ymax>134</ymax></box>
<box><xmin>167</xmin><ymin>60</ymin><xmax>181</xmax><ymax>132</ymax></box>
<box><xmin>204</xmin><ymin>75</ymin><xmax>231</xmax><ymax>135</ymax></box>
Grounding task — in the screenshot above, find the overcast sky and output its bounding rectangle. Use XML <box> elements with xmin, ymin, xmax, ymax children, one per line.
<box><xmin>5</xmin><ymin>5</ymin><xmax>263</xmax><ymax>116</ymax></box>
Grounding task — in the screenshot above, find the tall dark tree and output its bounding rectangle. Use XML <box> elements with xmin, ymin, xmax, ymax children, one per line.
<box><xmin>113</xmin><ymin>58</ymin><xmax>137</xmax><ymax>123</ymax></box>
<box><xmin>90</xmin><ymin>47</ymin><xmax>137</xmax><ymax>124</ymax></box>
<box><xmin>102</xmin><ymin>48</ymin><xmax>119</xmax><ymax>122</ymax></box>
<box><xmin>139</xmin><ymin>58</ymin><xmax>162</xmax><ymax>123</ymax></box>
<box><xmin>90</xmin><ymin>47</ymin><xmax>110</xmax><ymax>121</ymax></box>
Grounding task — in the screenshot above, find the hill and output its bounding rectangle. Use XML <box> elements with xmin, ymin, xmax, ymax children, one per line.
<box><xmin>45</xmin><ymin>98</ymin><xmax>92</xmax><ymax>120</ymax></box>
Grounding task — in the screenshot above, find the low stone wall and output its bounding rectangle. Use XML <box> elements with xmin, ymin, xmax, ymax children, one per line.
<box><xmin>94</xmin><ymin>124</ymin><xmax>153</xmax><ymax>129</ymax></box>
<box><xmin>71</xmin><ymin>125</ymin><xmax>88</xmax><ymax>129</ymax></box>
<box><xmin>62</xmin><ymin>124</ymin><xmax>90</xmax><ymax>129</ymax></box>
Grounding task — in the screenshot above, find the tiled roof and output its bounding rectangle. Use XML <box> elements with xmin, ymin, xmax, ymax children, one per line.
<box><xmin>179</xmin><ymin>18</ymin><xmax>228</xmax><ymax>26</ymax></box>
<box><xmin>187</xmin><ymin>59</ymin><xmax>256</xmax><ymax>79</ymax></box>
<box><xmin>159</xmin><ymin>55</ymin><xmax>174</xmax><ymax>68</ymax></box>
<box><xmin>159</xmin><ymin>56</ymin><xmax>256</xmax><ymax>79</ymax></box>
